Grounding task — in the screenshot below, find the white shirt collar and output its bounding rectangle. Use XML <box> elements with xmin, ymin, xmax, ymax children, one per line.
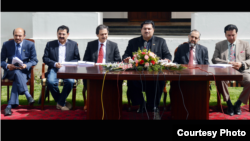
<box><xmin>98</xmin><ymin>40</ymin><xmax>107</xmax><ymax>46</ymax></box>
<box><xmin>58</xmin><ymin>40</ymin><xmax>68</xmax><ymax>46</ymax></box>
<box><xmin>227</xmin><ymin>40</ymin><xmax>237</xmax><ymax>46</ymax></box>
<box><xmin>14</xmin><ymin>40</ymin><xmax>24</xmax><ymax>47</ymax></box>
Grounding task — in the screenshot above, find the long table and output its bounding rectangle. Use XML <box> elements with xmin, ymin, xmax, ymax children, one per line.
<box><xmin>57</xmin><ymin>65</ymin><xmax>243</xmax><ymax>120</ymax></box>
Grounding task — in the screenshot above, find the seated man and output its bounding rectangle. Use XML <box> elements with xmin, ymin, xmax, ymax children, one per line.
<box><xmin>170</xmin><ymin>29</ymin><xmax>209</xmax><ymax>104</ymax></box>
<box><xmin>212</xmin><ymin>24</ymin><xmax>250</xmax><ymax>116</ymax></box>
<box><xmin>43</xmin><ymin>25</ymin><xmax>80</xmax><ymax>111</ymax></box>
<box><xmin>173</xmin><ymin>29</ymin><xmax>209</xmax><ymax>65</ymax></box>
<box><xmin>82</xmin><ymin>24</ymin><xmax>122</xmax><ymax>89</ymax></box>
<box><xmin>1</xmin><ymin>28</ymin><xmax>38</xmax><ymax>116</ymax></box>
<box><xmin>122</xmin><ymin>20</ymin><xmax>172</xmax><ymax>113</ymax></box>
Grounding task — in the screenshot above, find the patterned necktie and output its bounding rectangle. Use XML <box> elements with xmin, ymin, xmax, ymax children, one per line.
<box><xmin>15</xmin><ymin>43</ymin><xmax>22</xmax><ymax>60</ymax></box>
<box><xmin>97</xmin><ymin>44</ymin><xmax>104</xmax><ymax>63</ymax></box>
<box><xmin>229</xmin><ymin>44</ymin><xmax>235</xmax><ymax>62</ymax></box>
<box><xmin>188</xmin><ymin>46</ymin><xmax>194</xmax><ymax>66</ymax></box>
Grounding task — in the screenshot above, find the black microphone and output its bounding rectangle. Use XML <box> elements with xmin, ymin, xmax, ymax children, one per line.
<box><xmin>144</xmin><ymin>41</ymin><xmax>147</xmax><ymax>49</ymax></box>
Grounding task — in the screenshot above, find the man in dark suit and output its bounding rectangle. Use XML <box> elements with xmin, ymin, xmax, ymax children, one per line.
<box><xmin>43</xmin><ymin>25</ymin><xmax>80</xmax><ymax>111</ymax></box>
<box><xmin>170</xmin><ymin>29</ymin><xmax>209</xmax><ymax>105</ymax></box>
<box><xmin>122</xmin><ymin>20</ymin><xmax>172</xmax><ymax>114</ymax></box>
<box><xmin>173</xmin><ymin>29</ymin><xmax>209</xmax><ymax>65</ymax></box>
<box><xmin>82</xmin><ymin>24</ymin><xmax>122</xmax><ymax>88</ymax></box>
<box><xmin>1</xmin><ymin>28</ymin><xmax>38</xmax><ymax>116</ymax></box>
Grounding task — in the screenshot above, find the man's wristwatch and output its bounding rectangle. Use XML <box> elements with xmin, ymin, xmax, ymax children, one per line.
<box><xmin>239</xmin><ymin>62</ymin><xmax>245</xmax><ymax>72</ymax></box>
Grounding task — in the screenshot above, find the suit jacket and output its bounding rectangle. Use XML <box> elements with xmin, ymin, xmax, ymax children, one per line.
<box><xmin>43</xmin><ymin>39</ymin><xmax>80</xmax><ymax>71</ymax></box>
<box><xmin>1</xmin><ymin>39</ymin><xmax>38</xmax><ymax>79</ymax></box>
<box><xmin>212</xmin><ymin>39</ymin><xmax>250</xmax><ymax>72</ymax></box>
<box><xmin>173</xmin><ymin>43</ymin><xmax>209</xmax><ymax>65</ymax></box>
<box><xmin>122</xmin><ymin>35</ymin><xmax>172</xmax><ymax>61</ymax></box>
<box><xmin>83</xmin><ymin>39</ymin><xmax>121</xmax><ymax>63</ymax></box>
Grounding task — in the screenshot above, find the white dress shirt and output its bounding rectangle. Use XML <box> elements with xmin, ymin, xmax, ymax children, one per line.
<box><xmin>54</xmin><ymin>40</ymin><xmax>67</xmax><ymax>67</ymax></box>
<box><xmin>189</xmin><ymin>44</ymin><xmax>198</xmax><ymax>65</ymax></box>
<box><xmin>98</xmin><ymin>40</ymin><xmax>107</xmax><ymax>63</ymax></box>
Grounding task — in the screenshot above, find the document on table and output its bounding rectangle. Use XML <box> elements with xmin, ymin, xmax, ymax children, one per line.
<box><xmin>78</xmin><ymin>61</ymin><xmax>95</xmax><ymax>67</ymax></box>
<box><xmin>61</xmin><ymin>62</ymin><xmax>78</xmax><ymax>66</ymax></box>
<box><xmin>12</xmin><ymin>57</ymin><xmax>23</xmax><ymax>66</ymax></box>
<box><xmin>209</xmin><ymin>64</ymin><xmax>232</xmax><ymax>68</ymax></box>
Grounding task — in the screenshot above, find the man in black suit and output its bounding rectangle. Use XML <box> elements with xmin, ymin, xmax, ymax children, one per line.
<box><xmin>173</xmin><ymin>29</ymin><xmax>209</xmax><ymax>65</ymax></box>
<box><xmin>170</xmin><ymin>29</ymin><xmax>209</xmax><ymax>103</ymax></box>
<box><xmin>43</xmin><ymin>25</ymin><xmax>80</xmax><ymax>110</ymax></box>
<box><xmin>82</xmin><ymin>24</ymin><xmax>122</xmax><ymax>88</ymax></box>
<box><xmin>122</xmin><ymin>20</ymin><xmax>172</xmax><ymax>113</ymax></box>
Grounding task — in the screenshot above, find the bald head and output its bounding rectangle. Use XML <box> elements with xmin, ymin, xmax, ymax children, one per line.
<box><xmin>13</xmin><ymin>28</ymin><xmax>26</xmax><ymax>36</ymax></box>
<box><xmin>13</xmin><ymin>28</ymin><xmax>26</xmax><ymax>44</ymax></box>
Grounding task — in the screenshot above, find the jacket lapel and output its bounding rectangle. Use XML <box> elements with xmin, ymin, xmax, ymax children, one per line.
<box><xmin>151</xmin><ymin>36</ymin><xmax>156</xmax><ymax>53</ymax></box>
<box><xmin>223</xmin><ymin>40</ymin><xmax>229</xmax><ymax>61</ymax></box>
<box><xmin>65</xmin><ymin>41</ymin><xmax>71</xmax><ymax>61</ymax></box>
<box><xmin>186</xmin><ymin>44</ymin><xmax>190</xmax><ymax>60</ymax></box>
<box><xmin>106</xmin><ymin>40</ymin><xmax>111</xmax><ymax>63</ymax></box>
<box><xmin>236</xmin><ymin>39</ymin><xmax>241</xmax><ymax>62</ymax></box>
<box><xmin>195</xmin><ymin>44</ymin><xmax>200</xmax><ymax>64</ymax></box>
<box><xmin>94</xmin><ymin>40</ymin><xmax>99</xmax><ymax>63</ymax></box>
<box><xmin>21</xmin><ymin>39</ymin><xmax>26</xmax><ymax>60</ymax></box>
<box><xmin>55</xmin><ymin>41</ymin><xmax>59</xmax><ymax>62</ymax></box>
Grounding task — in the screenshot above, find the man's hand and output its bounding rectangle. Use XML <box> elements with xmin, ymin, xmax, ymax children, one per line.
<box><xmin>229</xmin><ymin>62</ymin><xmax>242</xmax><ymax>70</ymax></box>
<box><xmin>123</xmin><ymin>57</ymin><xmax>131</xmax><ymax>63</ymax></box>
<box><xmin>18</xmin><ymin>64</ymin><xmax>27</xmax><ymax>69</ymax></box>
<box><xmin>161</xmin><ymin>58</ymin><xmax>171</xmax><ymax>63</ymax></box>
<box><xmin>55</xmin><ymin>62</ymin><xmax>62</xmax><ymax>68</ymax></box>
<box><xmin>7</xmin><ymin>64</ymin><xmax>17</xmax><ymax>71</ymax></box>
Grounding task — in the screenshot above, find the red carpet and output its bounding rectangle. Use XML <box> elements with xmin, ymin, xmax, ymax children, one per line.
<box><xmin>1</xmin><ymin>104</ymin><xmax>249</xmax><ymax>120</ymax></box>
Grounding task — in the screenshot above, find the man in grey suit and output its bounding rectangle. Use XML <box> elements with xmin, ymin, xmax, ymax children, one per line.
<box><xmin>82</xmin><ymin>24</ymin><xmax>122</xmax><ymax>88</ymax></box>
<box><xmin>1</xmin><ymin>28</ymin><xmax>38</xmax><ymax>116</ymax></box>
<box><xmin>212</xmin><ymin>24</ymin><xmax>250</xmax><ymax>116</ymax></box>
<box><xmin>43</xmin><ymin>25</ymin><xmax>80</xmax><ymax>111</ymax></box>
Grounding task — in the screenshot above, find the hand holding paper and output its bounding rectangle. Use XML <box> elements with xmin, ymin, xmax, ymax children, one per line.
<box><xmin>12</xmin><ymin>57</ymin><xmax>23</xmax><ymax>66</ymax></box>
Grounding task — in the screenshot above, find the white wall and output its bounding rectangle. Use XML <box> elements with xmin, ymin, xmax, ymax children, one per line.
<box><xmin>103</xmin><ymin>12</ymin><xmax>193</xmax><ymax>19</ymax></box>
<box><xmin>32</xmin><ymin>12</ymin><xmax>102</xmax><ymax>39</ymax></box>
<box><xmin>191</xmin><ymin>12</ymin><xmax>250</xmax><ymax>39</ymax></box>
<box><xmin>1</xmin><ymin>12</ymin><xmax>33</xmax><ymax>39</ymax></box>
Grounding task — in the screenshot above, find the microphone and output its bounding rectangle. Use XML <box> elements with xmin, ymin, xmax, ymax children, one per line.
<box><xmin>144</xmin><ymin>41</ymin><xmax>147</xmax><ymax>49</ymax></box>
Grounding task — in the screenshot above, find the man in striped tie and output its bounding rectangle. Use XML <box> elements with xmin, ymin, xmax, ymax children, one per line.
<box><xmin>212</xmin><ymin>24</ymin><xmax>250</xmax><ymax>116</ymax></box>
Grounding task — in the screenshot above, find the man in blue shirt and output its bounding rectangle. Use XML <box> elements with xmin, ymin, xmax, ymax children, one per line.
<box><xmin>1</xmin><ymin>28</ymin><xmax>38</xmax><ymax>116</ymax></box>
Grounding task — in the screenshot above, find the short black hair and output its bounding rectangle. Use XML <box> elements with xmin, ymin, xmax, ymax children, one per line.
<box><xmin>57</xmin><ymin>25</ymin><xmax>69</xmax><ymax>33</ymax></box>
<box><xmin>224</xmin><ymin>24</ymin><xmax>238</xmax><ymax>33</ymax></box>
<box><xmin>141</xmin><ymin>20</ymin><xmax>155</xmax><ymax>29</ymax></box>
<box><xmin>96</xmin><ymin>24</ymin><xmax>109</xmax><ymax>35</ymax></box>
<box><xmin>13</xmin><ymin>29</ymin><xmax>26</xmax><ymax>35</ymax></box>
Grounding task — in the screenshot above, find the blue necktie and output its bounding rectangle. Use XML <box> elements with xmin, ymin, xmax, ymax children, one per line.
<box><xmin>16</xmin><ymin>43</ymin><xmax>22</xmax><ymax>60</ymax></box>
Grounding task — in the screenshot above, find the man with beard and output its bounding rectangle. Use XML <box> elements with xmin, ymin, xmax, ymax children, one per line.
<box><xmin>173</xmin><ymin>29</ymin><xmax>209</xmax><ymax>65</ymax></box>
<box><xmin>212</xmin><ymin>24</ymin><xmax>250</xmax><ymax>116</ymax></box>
<box><xmin>43</xmin><ymin>25</ymin><xmax>80</xmax><ymax>110</ymax></box>
<box><xmin>122</xmin><ymin>20</ymin><xmax>172</xmax><ymax>116</ymax></box>
<box><xmin>1</xmin><ymin>28</ymin><xmax>38</xmax><ymax>116</ymax></box>
<box><xmin>170</xmin><ymin>29</ymin><xmax>209</xmax><ymax>112</ymax></box>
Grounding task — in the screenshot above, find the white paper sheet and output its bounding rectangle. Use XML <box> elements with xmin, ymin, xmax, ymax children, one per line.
<box><xmin>61</xmin><ymin>62</ymin><xmax>78</xmax><ymax>66</ymax></box>
<box><xmin>78</xmin><ymin>61</ymin><xmax>95</xmax><ymax>67</ymax></box>
<box><xmin>12</xmin><ymin>57</ymin><xmax>23</xmax><ymax>66</ymax></box>
<box><xmin>209</xmin><ymin>64</ymin><xmax>232</xmax><ymax>68</ymax></box>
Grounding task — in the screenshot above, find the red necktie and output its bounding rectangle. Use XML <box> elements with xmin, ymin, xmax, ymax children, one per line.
<box><xmin>188</xmin><ymin>46</ymin><xmax>194</xmax><ymax>66</ymax></box>
<box><xmin>97</xmin><ymin>44</ymin><xmax>104</xmax><ymax>63</ymax></box>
